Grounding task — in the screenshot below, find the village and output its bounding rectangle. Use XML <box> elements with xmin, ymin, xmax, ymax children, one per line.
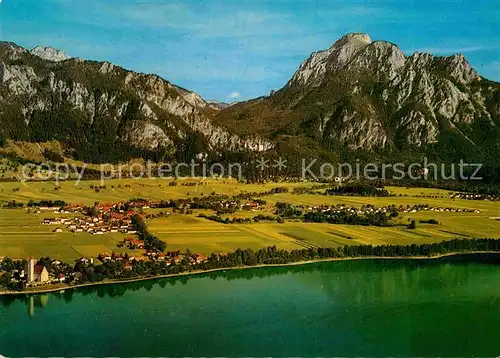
<box><xmin>449</xmin><ymin>192</ymin><xmax>499</xmax><ymax>201</ymax></box>
<box><xmin>38</xmin><ymin>197</ymin><xmax>267</xmax><ymax>234</ymax></box>
<box><xmin>3</xmin><ymin>248</ymin><xmax>210</xmax><ymax>289</ymax></box>
<box><xmin>0</xmin><ymin>198</ymin><xmax>220</xmax><ymax>288</ymax></box>
<box><xmin>2</xmin><ymin>252</ymin><xmax>210</xmax><ymax>290</ymax></box>
<box><xmin>39</xmin><ymin>202</ymin><xmax>139</xmax><ymax>235</ymax></box>
<box><xmin>7</xmin><ymin>258</ymin><xmax>69</xmax><ymax>286</ymax></box>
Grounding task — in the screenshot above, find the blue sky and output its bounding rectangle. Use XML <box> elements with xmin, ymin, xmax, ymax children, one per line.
<box><xmin>1</xmin><ymin>0</ymin><xmax>499</xmax><ymax>101</ymax></box>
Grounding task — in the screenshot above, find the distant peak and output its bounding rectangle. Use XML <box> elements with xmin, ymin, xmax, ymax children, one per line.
<box><xmin>30</xmin><ymin>46</ymin><xmax>71</xmax><ymax>62</ymax></box>
<box><xmin>337</xmin><ymin>33</ymin><xmax>372</xmax><ymax>45</ymax></box>
<box><xmin>207</xmin><ymin>100</ymin><xmax>231</xmax><ymax>110</ymax></box>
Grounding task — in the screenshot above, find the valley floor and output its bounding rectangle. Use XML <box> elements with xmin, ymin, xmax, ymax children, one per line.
<box><xmin>0</xmin><ymin>179</ymin><xmax>499</xmax><ymax>262</ymax></box>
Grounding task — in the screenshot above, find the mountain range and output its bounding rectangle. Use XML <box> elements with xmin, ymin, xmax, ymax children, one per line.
<box><xmin>0</xmin><ymin>33</ymin><xmax>499</xmax><ymax>168</ymax></box>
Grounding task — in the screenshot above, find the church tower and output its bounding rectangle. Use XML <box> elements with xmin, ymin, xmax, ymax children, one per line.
<box><xmin>27</xmin><ymin>258</ymin><xmax>36</xmax><ymax>282</ymax></box>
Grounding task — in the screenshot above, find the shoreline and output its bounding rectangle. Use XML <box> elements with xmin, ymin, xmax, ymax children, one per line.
<box><xmin>1</xmin><ymin>251</ymin><xmax>499</xmax><ymax>296</ymax></box>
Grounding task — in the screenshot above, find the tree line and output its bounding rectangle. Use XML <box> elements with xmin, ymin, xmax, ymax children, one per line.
<box><xmin>325</xmin><ymin>183</ymin><xmax>390</xmax><ymax>197</ymax></box>
<box><xmin>2</xmin><ymin>238</ymin><xmax>500</xmax><ymax>291</ymax></box>
<box><xmin>193</xmin><ymin>238</ymin><xmax>500</xmax><ymax>268</ymax></box>
<box><xmin>303</xmin><ymin>210</ymin><xmax>392</xmax><ymax>226</ymax></box>
<box><xmin>198</xmin><ymin>213</ymin><xmax>284</xmax><ymax>224</ymax></box>
<box><xmin>130</xmin><ymin>214</ymin><xmax>166</xmax><ymax>252</ymax></box>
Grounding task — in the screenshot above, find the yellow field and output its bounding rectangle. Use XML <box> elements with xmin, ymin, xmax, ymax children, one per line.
<box><xmin>0</xmin><ymin>178</ymin><xmax>314</xmax><ymax>205</ymax></box>
<box><xmin>0</xmin><ymin>210</ymin><xmax>143</xmax><ymax>262</ymax></box>
<box><xmin>145</xmin><ymin>206</ymin><xmax>499</xmax><ymax>255</ymax></box>
<box><xmin>0</xmin><ymin>179</ymin><xmax>499</xmax><ymax>260</ymax></box>
<box><xmin>253</xmin><ymin>190</ymin><xmax>499</xmax><ymax>244</ymax></box>
<box><xmin>261</xmin><ymin>192</ymin><xmax>499</xmax><ymax>216</ymax></box>
<box><xmin>147</xmin><ymin>214</ymin><xmax>298</xmax><ymax>253</ymax></box>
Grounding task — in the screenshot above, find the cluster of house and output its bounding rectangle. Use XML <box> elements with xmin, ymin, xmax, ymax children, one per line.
<box><xmin>97</xmin><ymin>252</ymin><xmax>136</xmax><ymax>269</ymax></box>
<box><xmin>9</xmin><ymin>259</ymin><xmax>66</xmax><ymax>286</ymax></box>
<box><xmin>37</xmin><ymin>199</ymin><xmax>175</xmax><ymax>235</ymax></box>
<box><xmin>396</xmin><ymin>204</ymin><xmax>480</xmax><ymax>214</ymax></box>
<box><xmin>304</xmin><ymin>204</ymin><xmax>480</xmax><ymax>215</ymax></box>
<box><xmin>118</xmin><ymin>237</ymin><xmax>145</xmax><ymax>249</ymax></box>
<box><xmin>145</xmin><ymin>250</ymin><xmax>208</xmax><ymax>265</ymax></box>
<box><xmin>42</xmin><ymin>215</ymin><xmax>136</xmax><ymax>235</ymax></box>
<box><xmin>97</xmin><ymin>249</ymin><xmax>208</xmax><ymax>266</ymax></box>
<box><xmin>6</xmin><ymin>257</ymin><xmax>105</xmax><ymax>287</ymax></box>
<box><xmin>388</xmin><ymin>204</ymin><xmax>480</xmax><ymax>214</ymax></box>
<box><xmin>39</xmin><ymin>198</ymin><xmax>265</xmax><ymax>236</ymax></box>
<box><xmin>40</xmin><ymin>201</ymin><xmax>141</xmax><ymax>235</ymax></box>
<box><xmin>242</xmin><ymin>200</ymin><xmax>264</xmax><ymax>211</ymax></box>
<box><xmin>202</xmin><ymin>199</ymin><xmax>263</xmax><ymax>214</ymax></box>
<box><xmin>32</xmin><ymin>205</ymin><xmax>83</xmax><ymax>214</ymax></box>
<box><xmin>450</xmin><ymin>193</ymin><xmax>499</xmax><ymax>201</ymax></box>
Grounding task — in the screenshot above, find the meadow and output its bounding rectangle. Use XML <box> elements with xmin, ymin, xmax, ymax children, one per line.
<box><xmin>0</xmin><ymin>178</ymin><xmax>313</xmax><ymax>205</ymax></box>
<box><xmin>0</xmin><ymin>210</ymin><xmax>145</xmax><ymax>262</ymax></box>
<box><xmin>0</xmin><ymin>179</ymin><xmax>498</xmax><ymax>260</ymax></box>
<box><xmin>146</xmin><ymin>206</ymin><xmax>499</xmax><ymax>255</ymax></box>
<box><xmin>143</xmin><ymin>185</ymin><xmax>499</xmax><ymax>254</ymax></box>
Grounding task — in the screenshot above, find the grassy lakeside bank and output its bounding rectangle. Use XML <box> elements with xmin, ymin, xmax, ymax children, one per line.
<box><xmin>2</xmin><ymin>250</ymin><xmax>500</xmax><ymax>297</ymax></box>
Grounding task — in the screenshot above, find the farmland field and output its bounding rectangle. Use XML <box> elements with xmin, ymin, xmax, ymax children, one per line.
<box><xmin>0</xmin><ymin>178</ymin><xmax>314</xmax><ymax>205</ymax></box>
<box><xmin>0</xmin><ymin>179</ymin><xmax>499</xmax><ymax>261</ymax></box>
<box><xmin>0</xmin><ymin>210</ymin><xmax>143</xmax><ymax>262</ymax></box>
<box><xmin>146</xmin><ymin>208</ymin><xmax>499</xmax><ymax>255</ymax></box>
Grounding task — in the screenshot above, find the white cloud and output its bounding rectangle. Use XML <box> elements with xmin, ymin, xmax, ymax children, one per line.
<box><xmin>92</xmin><ymin>3</ymin><xmax>298</xmax><ymax>38</ymax></box>
<box><xmin>404</xmin><ymin>44</ymin><xmax>500</xmax><ymax>55</ymax></box>
<box><xmin>229</xmin><ymin>92</ymin><xmax>240</xmax><ymax>99</ymax></box>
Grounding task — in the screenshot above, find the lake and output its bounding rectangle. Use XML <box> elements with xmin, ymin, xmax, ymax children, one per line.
<box><xmin>1</xmin><ymin>255</ymin><xmax>500</xmax><ymax>356</ymax></box>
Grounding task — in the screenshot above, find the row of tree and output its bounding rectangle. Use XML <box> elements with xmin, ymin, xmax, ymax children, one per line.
<box><xmin>130</xmin><ymin>214</ymin><xmax>166</xmax><ymax>252</ymax></box>
<box><xmin>303</xmin><ymin>210</ymin><xmax>393</xmax><ymax>226</ymax></box>
<box><xmin>194</xmin><ymin>238</ymin><xmax>500</xmax><ymax>268</ymax></box>
<box><xmin>198</xmin><ymin>213</ymin><xmax>283</xmax><ymax>224</ymax></box>
<box><xmin>325</xmin><ymin>183</ymin><xmax>390</xmax><ymax>197</ymax></box>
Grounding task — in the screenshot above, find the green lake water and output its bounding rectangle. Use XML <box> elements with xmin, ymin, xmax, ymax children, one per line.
<box><xmin>1</xmin><ymin>255</ymin><xmax>500</xmax><ymax>356</ymax></box>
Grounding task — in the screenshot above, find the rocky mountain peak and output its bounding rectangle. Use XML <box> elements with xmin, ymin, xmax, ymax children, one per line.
<box><xmin>442</xmin><ymin>53</ymin><xmax>479</xmax><ymax>84</ymax></box>
<box><xmin>336</xmin><ymin>32</ymin><xmax>372</xmax><ymax>45</ymax></box>
<box><xmin>0</xmin><ymin>41</ymin><xmax>273</xmax><ymax>160</ymax></box>
<box><xmin>30</xmin><ymin>46</ymin><xmax>71</xmax><ymax>62</ymax></box>
<box><xmin>287</xmin><ymin>33</ymin><xmax>481</xmax><ymax>92</ymax></box>
<box><xmin>0</xmin><ymin>42</ymin><xmax>28</xmax><ymax>60</ymax></box>
<box><xmin>288</xmin><ymin>32</ymin><xmax>374</xmax><ymax>87</ymax></box>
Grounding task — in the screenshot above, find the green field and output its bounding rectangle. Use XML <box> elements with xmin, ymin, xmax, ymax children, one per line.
<box><xmin>0</xmin><ymin>179</ymin><xmax>499</xmax><ymax>260</ymax></box>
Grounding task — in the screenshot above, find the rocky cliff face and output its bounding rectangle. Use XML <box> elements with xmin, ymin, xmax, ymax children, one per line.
<box><xmin>215</xmin><ymin>33</ymin><xmax>500</xmax><ymax>160</ymax></box>
<box><xmin>30</xmin><ymin>46</ymin><xmax>71</xmax><ymax>62</ymax></box>
<box><xmin>0</xmin><ymin>42</ymin><xmax>271</xmax><ymax>162</ymax></box>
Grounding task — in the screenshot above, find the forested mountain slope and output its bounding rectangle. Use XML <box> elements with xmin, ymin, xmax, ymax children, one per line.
<box><xmin>215</xmin><ymin>33</ymin><xmax>500</xmax><ymax>165</ymax></box>
<box><xmin>1</xmin><ymin>34</ymin><xmax>499</xmax><ymax>169</ymax></box>
<box><xmin>0</xmin><ymin>43</ymin><xmax>270</xmax><ymax>163</ymax></box>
